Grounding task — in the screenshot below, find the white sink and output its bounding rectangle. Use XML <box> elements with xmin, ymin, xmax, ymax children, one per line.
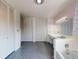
<box><xmin>48</xmin><ymin>33</ymin><xmax>66</xmax><ymax>40</ymax></box>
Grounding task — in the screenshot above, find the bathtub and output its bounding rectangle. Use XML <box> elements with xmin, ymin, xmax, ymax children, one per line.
<box><xmin>56</xmin><ymin>50</ymin><xmax>78</xmax><ymax>59</ymax></box>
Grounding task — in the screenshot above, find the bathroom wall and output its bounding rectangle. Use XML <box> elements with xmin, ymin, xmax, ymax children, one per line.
<box><xmin>21</xmin><ymin>16</ymin><xmax>33</xmax><ymax>41</ymax></box>
<box><xmin>48</xmin><ymin>18</ymin><xmax>61</xmax><ymax>34</ymax></box>
<box><xmin>53</xmin><ymin>0</ymin><xmax>77</xmax><ymax>21</ymax></box>
<box><xmin>21</xmin><ymin>17</ymin><xmax>48</xmax><ymax>42</ymax></box>
<box><xmin>69</xmin><ymin>5</ymin><xmax>78</xmax><ymax>51</ymax></box>
<box><xmin>35</xmin><ymin>17</ymin><xmax>48</xmax><ymax>41</ymax></box>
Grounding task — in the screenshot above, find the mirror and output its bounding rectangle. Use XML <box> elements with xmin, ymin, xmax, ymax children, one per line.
<box><xmin>56</xmin><ymin>16</ymin><xmax>73</xmax><ymax>36</ymax></box>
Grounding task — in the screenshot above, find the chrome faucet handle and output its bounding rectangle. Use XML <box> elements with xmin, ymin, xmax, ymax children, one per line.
<box><xmin>65</xmin><ymin>44</ymin><xmax>69</xmax><ymax>48</ymax></box>
<box><xmin>65</xmin><ymin>44</ymin><xmax>70</xmax><ymax>55</ymax></box>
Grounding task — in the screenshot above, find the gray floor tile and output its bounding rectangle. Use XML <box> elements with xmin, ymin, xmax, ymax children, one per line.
<box><xmin>6</xmin><ymin>42</ymin><xmax>53</xmax><ymax>59</ymax></box>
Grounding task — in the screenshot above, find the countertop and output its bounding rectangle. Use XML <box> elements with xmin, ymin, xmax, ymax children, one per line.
<box><xmin>48</xmin><ymin>33</ymin><xmax>74</xmax><ymax>40</ymax></box>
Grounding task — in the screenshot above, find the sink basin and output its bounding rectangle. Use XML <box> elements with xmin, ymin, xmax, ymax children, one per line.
<box><xmin>48</xmin><ymin>33</ymin><xmax>66</xmax><ymax>39</ymax></box>
<box><xmin>57</xmin><ymin>36</ymin><xmax>66</xmax><ymax>39</ymax></box>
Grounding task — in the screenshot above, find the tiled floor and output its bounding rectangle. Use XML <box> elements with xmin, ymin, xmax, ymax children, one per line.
<box><xmin>6</xmin><ymin>42</ymin><xmax>53</xmax><ymax>59</ymax></box>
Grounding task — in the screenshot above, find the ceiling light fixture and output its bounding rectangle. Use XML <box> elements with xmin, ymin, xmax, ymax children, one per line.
<box><xmin>35</xmin><ymin>0</ymin><xmax>44</xmax><ymax>5</ymax></box>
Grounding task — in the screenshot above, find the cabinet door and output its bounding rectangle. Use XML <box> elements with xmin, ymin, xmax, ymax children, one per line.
<box><xmin>0</xmin><ymin>1</ymin><xmax>9</xmax><ymax>58</ymax></box>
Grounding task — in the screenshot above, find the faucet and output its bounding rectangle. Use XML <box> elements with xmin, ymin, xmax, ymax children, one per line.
<box><xmin>65</xmin><ymin>44</ymin><xmax>70</xmax><ymax>55</ymax></box>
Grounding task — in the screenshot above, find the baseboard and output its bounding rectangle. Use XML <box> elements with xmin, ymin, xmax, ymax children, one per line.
<box><xmin>15</xmin><ymin>46</ymin><xmax>21</xmax><ymax>51</ymax></box>
<box><xmin>21</xmin><ymin>41</ymin><xmax>33</xmax><ymax>43</ymax></box>
<box><xmin>5</xmin><ymin>51</ymin><xmax>15</xmax><ymax>59</ymax></box>
<box><xmin>21</xmin><ymin>41</ymin><xmax>53</xmax><ymax>45</ymax></box>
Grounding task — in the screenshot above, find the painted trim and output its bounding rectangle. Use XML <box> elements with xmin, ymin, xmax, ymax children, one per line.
<box><xmin>5</xmin><ymin>51</ymin><xmax>15</xmax><ymax>59</ymax></box>
<box><xmin>33</xmin><ymin>17</ymin><xmax>36</xmax><ymax>42</ymax></box>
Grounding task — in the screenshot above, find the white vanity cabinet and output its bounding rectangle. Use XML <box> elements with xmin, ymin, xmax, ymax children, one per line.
<box><xmin>54</xmin><ymin>37</ymin><xmax>75</xmax><ymax>59</ymax></box>
<box><xmin>54</xmin><ymin>38</ymin><xmax>69</xmax><ymax>53</ymax></box>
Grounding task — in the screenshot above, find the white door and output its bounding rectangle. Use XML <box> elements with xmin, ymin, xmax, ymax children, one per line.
<box><xmin>8</xmin><ymin>7</ymin><xmax>15</xmax><ymax>54</ymax></box>
<box><xmin>0</xmin><ymin>1</ymin><xmax>9</xmax><ymax>58</ymax></box>
<box><xmin>14</xmin><ymin>11</ymin><xmax>21</xmax><ymax>50</ymax></box>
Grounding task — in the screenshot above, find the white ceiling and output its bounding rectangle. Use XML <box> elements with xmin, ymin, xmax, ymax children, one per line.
<box><xmin>6</xmin><ymin>0</ymin><xmax>73</xmax><ymax>18</ymax></box>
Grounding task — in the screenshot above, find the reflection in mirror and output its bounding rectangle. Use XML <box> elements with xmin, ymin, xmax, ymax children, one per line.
<box><xmin>56</xmin><ymin>16</ymin><xmax>73</xmax><ymax>36</ymax></box>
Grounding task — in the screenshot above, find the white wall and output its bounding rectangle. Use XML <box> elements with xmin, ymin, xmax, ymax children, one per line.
<box><xmin>21</xmin><ymin>17</ymin><xmax>33</xmax><ymax>41</ymax></box>
<box><xmin>48</xmin><ymin>24</ymin><xmax>61</xmax><ymax>34</ymax></box>
<box><xmin>34</xmin><ymin>17</ymin><xmax>48</xmax><ymax>41</ymax></box>
<box><xmin>70</xmin><ymin>5</ymin><xmax>78</xmax><ymax>51</ymax></box>
<box><xmin>21</xmin><ymin>17</ymin><xmax>48</xmax><ymax>42</ymax></box>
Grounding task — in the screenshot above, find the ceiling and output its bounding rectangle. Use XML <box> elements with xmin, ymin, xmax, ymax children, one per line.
<box><xmin>5</xmin><ymin>0</ymin><xmax>74</xmax><ymax>18</ymax></box>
